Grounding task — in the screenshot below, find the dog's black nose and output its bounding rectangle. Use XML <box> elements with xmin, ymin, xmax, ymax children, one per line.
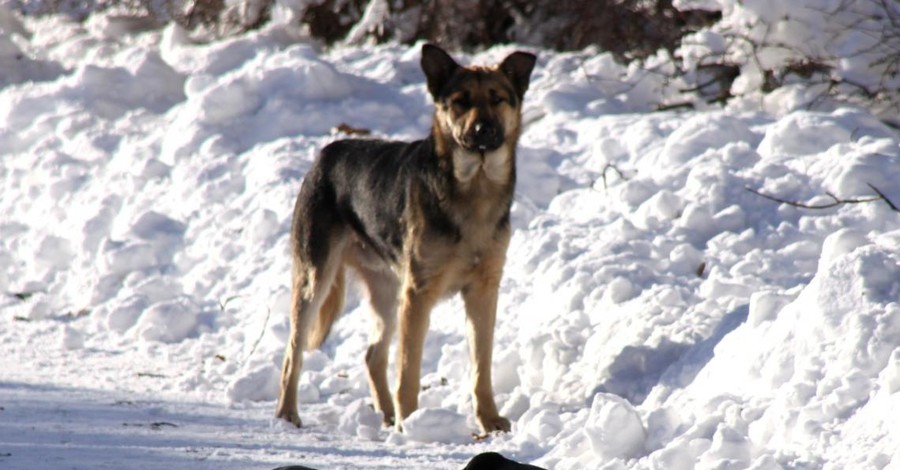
<box><xmin>472</xmin><ymin>121</ymin><xmax>502</xmax><ymax>151</ymax></box>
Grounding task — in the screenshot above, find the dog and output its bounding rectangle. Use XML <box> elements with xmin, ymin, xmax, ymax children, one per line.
<box><xmin>275</xmin><ymin>44</ymin><xmax>536</xmax><ymax>434</ymax></box>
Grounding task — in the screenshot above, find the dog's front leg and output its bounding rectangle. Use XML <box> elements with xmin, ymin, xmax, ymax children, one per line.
<box><xmin>394</xmin><ymin>280</ymin><xmax>440</xmax><ymax>430</ymax></box>
<box><xmin>462</xmin><ymin>257</ymin><xmax>511</xmax><ymax>433</ymax></box>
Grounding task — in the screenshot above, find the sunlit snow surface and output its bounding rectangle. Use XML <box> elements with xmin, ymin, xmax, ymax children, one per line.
<box><xmin>2</xmin><ymin>7</ymin><xmax>900</xmax><ymax>470</ymax></box>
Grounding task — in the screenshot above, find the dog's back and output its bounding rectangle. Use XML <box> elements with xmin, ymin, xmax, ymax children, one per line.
<box><xmin>292</xmin><ymin>136</ymin><xmax>449</xmax><ymax>267</ymax></box>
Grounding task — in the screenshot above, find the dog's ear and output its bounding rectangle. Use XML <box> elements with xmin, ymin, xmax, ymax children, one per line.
<box><xmin>421</xmin><ymin>44</ymin><xmax>461</xmax><ymax>99</ymax></box>
<box><xmin>499</xmin><ymin>51</ymin><xmax>537</xmax><ymax>100</ymax></box>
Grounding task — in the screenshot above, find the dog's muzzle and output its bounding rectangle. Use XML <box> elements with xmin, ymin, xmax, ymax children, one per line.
<box><xmin>464</xmin><ymin>121</ymin><xmax>504</xmax><ymax>152</ymax></box>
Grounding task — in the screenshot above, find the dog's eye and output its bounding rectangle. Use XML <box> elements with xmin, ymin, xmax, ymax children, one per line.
<box><xmin>491</xmin><ymin>96</ymin><xmax>506</xmax><ymax>106</ymax></box>
<box><xmin>452</xmin><ymin>97</ymin><xmax>472</xmax><ymax>109</ymax></box>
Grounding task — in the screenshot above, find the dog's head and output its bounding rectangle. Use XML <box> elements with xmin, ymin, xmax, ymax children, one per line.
<box><xmin>422</xmin><ymin>44</ymin><xmax>536</xmax><ymax>154</ymax></box>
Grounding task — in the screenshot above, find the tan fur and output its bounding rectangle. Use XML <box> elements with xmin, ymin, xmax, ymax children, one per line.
<box><xmin>306</xmin><ymin>266</ymin><xmax>344</xmax><ymax>350</ymax></box>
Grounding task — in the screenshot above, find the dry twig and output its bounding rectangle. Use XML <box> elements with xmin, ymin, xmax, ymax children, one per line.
<box><xmin>745</xmin><ymin>183</ymin><xmax>899</xmax><ymax>212</ymax></box>
<box><xmin>241</xmin><ymin>307</ymin><xmax>272</xmax><ymax>366</ymax></box>
<box><xmin>594</xmin><ymin>162</ymin><xmax>631</xmax><ymax>191</ymax></box>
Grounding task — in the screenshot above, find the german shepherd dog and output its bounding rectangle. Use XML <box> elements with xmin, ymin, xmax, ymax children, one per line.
<box><xmin>275</xmin><ymin>44</ymin><xmax>536</xmax><ymax>434</ymax></box>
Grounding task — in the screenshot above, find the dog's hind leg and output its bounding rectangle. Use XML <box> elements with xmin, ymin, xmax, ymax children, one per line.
<box><xmin>307</xmin><ymin>266</ymin><xmax>345</xmax><ymax>350</ymax></box>
<box><xmin>353</xmin><ymin>261</ymin><xmax>400</xmax><ymax>426</ymax></box>
<box><xmin>276</xmin><ymin>233</ymin><xmax>347</xmax><ymax>427</ymax></box>
<box><xmin>275</xmin><ymin>265</ymin><xmax>315</xmax><ymax>427</ymax></box>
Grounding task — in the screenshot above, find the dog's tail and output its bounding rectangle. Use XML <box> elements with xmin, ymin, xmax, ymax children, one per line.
<box><xmin>305</xmin><ymin>267</ymin><xmax>345</xmax><ymax>350</ymax></box>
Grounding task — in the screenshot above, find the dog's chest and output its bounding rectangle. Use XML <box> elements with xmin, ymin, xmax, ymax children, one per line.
<box><xmin>452</xmin><ymin>145</ymin><xmax>512</xmax><ymax>184</ymax></box>
<box><xmin>447</xmin><ymin>177</ymin><xmax>512</xmax><ymax>254</ymax></box>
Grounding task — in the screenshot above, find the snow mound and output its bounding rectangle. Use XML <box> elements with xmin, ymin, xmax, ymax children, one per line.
<box><xmin>584</xmin><ymin>393</ymin><xmax>647</xmax><ymax>460</ymax></box>
<box><xmin>133</xmin><ymin>296</ymin><xmax>202</xmax><ymax>343</ymax></box>
<box><xmin>402</xmin><ymin>408</ymin><xmax>471</xmax><ymax>444</ymax></box>
<box><xmin>641</xmin><ymin>231</ymin><xmax>900</xmax><ymax>469</ymax></box>
<box><xmin>338</xmin><ymin>399</ymin><xmax>384</xmax><ymax>441</ymax></box>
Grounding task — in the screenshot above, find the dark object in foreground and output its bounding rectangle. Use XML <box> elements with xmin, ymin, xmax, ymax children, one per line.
<box><xmin>272</xmin><ymin>451</ymin><xmax>546</xmax><ymax>470</ymax></box>
<box><xmin>463</xmin><ymin>452</ymin><xmax>547</xmax><ymax>470</ymax></box>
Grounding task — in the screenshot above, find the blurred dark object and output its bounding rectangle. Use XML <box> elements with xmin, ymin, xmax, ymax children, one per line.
<box><xmin>270</xmin><ymin>452</ymin><xmax>544</xmax><ymax>470</ymax></box>
<box><xmin>463</xmin><ymin>452</ymin><xmax>547</xmax><ymax>470</ymax></box>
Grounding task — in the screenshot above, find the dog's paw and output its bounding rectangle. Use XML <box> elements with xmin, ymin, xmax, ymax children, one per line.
<box><xmin>276</xmin><ymin>409</ymin><xmax>303</xmax><ymax>428</ymax></box>
<box><xmin>478</xmin><ymin>415</ymin><xmax>511</xmax><ymax>433</ymax></box>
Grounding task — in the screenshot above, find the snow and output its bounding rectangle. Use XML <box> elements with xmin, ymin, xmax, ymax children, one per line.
<box><xmin>2</xmin><ymin>5</ymin><xmax>900</xmax><ymax>470</ymax></box>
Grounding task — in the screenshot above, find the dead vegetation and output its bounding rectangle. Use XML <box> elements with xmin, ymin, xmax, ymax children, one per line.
<box><xmin>4</xmin><ymin>0</ymin><xmax>898</xmax><ymax>118</ymax></box>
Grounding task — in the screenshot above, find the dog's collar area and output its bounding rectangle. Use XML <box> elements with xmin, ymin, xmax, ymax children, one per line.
<box><xmin>467</xmin><ymin>144</ymin><xmax>500</xmax><ymax>155</ymax></box>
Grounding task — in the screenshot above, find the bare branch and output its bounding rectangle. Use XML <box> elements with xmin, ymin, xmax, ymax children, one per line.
<box><xmin>866</xmin><ymin>183</ymin><xmax>900</xmax><ymax>211</ymax></box>
<box><xmin>591</xmin><ymin>162</ymin><xmax>632</xmax><ymax>191</ymax></box>
<box><xmin>746</xmin><ymin>183</ymin><xmax>900</xmax><ymax>212</ymax></box>
<box><xmin>242</xmin><ymin>307</ymin><xmax>272</xmax><ymax>365</ymax></box>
